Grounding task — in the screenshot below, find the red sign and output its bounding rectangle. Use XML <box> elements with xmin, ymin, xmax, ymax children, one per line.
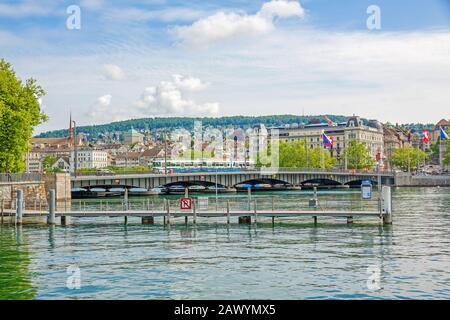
<box><xmin>180</xmin><ymin>198</ymin><xmax>192</xmax><ymax>210</ymax></box>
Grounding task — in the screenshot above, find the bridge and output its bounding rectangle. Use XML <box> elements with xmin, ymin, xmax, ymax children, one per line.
<box><xmin>71</xmin><ymin>169</ymin><xmax>395</xmax><ymax>190</ymax></box>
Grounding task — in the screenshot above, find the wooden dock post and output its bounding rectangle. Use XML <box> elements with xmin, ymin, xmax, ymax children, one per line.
<box><xmin>272</xmin><ymin>196</ymin><xmax>275</xmax><ymax>212</ymax></box>
<box><xmin>166</xmin><ymin>199</ymin><xmax>171</xmax><ymax>225</ymax></box>
<box><xmin>47</xmin><ymin>189</ymin><xmax>56</xmax><ymax>225</ymax></box>
<box><xmin>247</xmin><ymin>187</ymin><xmax>252</xmax><ymax>211</ymax></box>
<box><xmin>193</xmin><ymin>199</ymin><xmax>197</xmax><ymax>224</ymax></box>
<box><xmin>142</xmin><ymin>216</ymin><xmax>154</xmax><ymax>224</ymax></box>
<box><xmin>124</xmin><ymin>188</ymin><xmax>129</xmax><ymax>211</ymax></box>
<box><xmin>61</xmin><ymin>216</ymin><xmax>68</xmax><ymax>225</ymax></box>
<box><xmin>239</xmin><ymin>216</ymin><xmax>251</xmax><ymax>224</ymax></box>
<box><xmin>313</xmin><ymin>216</ymin><xmax>317</xmax><ymax>225</ymax></box>
<box><xmin>253</xmin><ymin>199</ymin><xmax>257</xmax><ymax>224</ymax></box>
<box><xmin>16</xmin><ymin>190</ymin><xmax>23</xmax><ymax>225</ymax></box>
<box><xmin>382</xmin><ymin>186</ymin><xmax>392</xmax><ymax>225</ymax></box>
<box><xmin>124</xmin><ymin>216</ymin><xmax>128</xmax><ymax>224</ymax></box>
<box><xmin>226</xmin><ymin>200</ymin><xmax>230</xmax><ymax>224</ymax></box>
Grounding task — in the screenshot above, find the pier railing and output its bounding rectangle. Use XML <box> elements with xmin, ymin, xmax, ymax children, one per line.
<box><xmin>3</xmin><ymin>187</ymin><xmax>393</xmax><ymax>225</ymax></box>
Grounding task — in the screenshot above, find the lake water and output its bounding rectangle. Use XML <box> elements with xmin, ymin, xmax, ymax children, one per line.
<box><xmin>0</xmin><ymin>187</ymin><xmax>449</xmax><ymax>300</ymax></box>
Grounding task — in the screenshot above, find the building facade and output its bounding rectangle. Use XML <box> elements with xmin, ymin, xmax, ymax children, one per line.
<box><xmin>269</xmin><ymin>116</ymin><xmax>384</xmax><ymax>167</ymax></box>
<box><xmin>70</xmin><ymin>149</ymin><xmax>108</xmax><ymax>171</ymax></box>
<box><xmin>123</xmin><ymin>128</ymin><xmax>144</xmax><ymax>145</ymax></box>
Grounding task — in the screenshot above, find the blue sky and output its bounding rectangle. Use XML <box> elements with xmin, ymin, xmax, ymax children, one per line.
<box><xmin>1</xmin><ymin>0</ymin><xmax>450</xmax><ymax>133</ymax></box>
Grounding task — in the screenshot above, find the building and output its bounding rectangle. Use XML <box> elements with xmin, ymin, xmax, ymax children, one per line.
<box><xmin>25</xmin><ymin>147</ymin><xmax>72</xmax><ymax>172</ymax></box>
<box><xmin>52</xmin><ymin>157</ymin><xmax>71</xmax><ymax>172</ymax></box>
<box><xmin>431</xmin><ymin>119</ymin><xmax>450</xmax><ymax>142</ymax></box>
<box><xmin>139</xmin><ymin>146</ymin><xmax>165</xmax><ymax>167</ymax></box>
<box><xmin>123</xmin><ymin>127</ymin><xmax>144</xmax><ymax>145</ymax></box>
<box><xmin>114</xmin><ymin>152</ymin><xmax>141</xmax><ymax>168</ymax></box>
<box><xmin>70</xmin><ymin>148</ymin><xmax>108</xmax><ymax>171</ymax></box>
<box><xmin>383</xmin><ymin>127</ymin><xmax>408</xmax><ymax>169</ymax></box>
<box><xmin>269</xmin><ymin>116</ymin><xmax>384</xmax><ymax>167</ymax></box>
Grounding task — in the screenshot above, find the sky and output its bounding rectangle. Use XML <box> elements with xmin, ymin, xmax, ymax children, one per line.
<box><xmin>1</xmin><ymin>0</ymin><xmax>450</xmax><ymax>134</ymax></box>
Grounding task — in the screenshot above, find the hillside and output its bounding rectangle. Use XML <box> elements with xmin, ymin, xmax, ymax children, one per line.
<box><xmin>36</xmin><ymin>114</ymin><xmax>351</xmax><ymax>139</ymax></box>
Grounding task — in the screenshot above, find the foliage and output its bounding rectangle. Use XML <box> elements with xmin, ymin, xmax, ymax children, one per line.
<box><xmin>278</xmin><ymin>140</ymin><xmax>336</xmax><ymax>169</ymax></box>
<box><xmin>390</xmin><ymin>146</ymin><xmax>429</xmax><ymax>170</ymax></box>
<box><xmin>42</xmin><ymin>155</ymin><xmax>56</xmax><ymax>171</ymax></box>
<box><xmin>344</xmin><ymin>140</ymin><xmax>376</xmax><ymax>169</ymax></box>
<box><xmin>36</xmin><ymin>114</ymin><xmax>352</xmax><ymax>141</ymax></box>
<box><xmin>0</xmin><ymin>59</ymin><xmax>47</xmax><ymax>172</ymax></box>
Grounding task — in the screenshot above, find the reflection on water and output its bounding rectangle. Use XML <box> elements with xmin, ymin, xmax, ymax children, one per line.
<box><xmin>0</xmin><ymin>225</ymin><xmax>37</xmax><ymax>299</ymax></box>
<box><xmin>0</xmin><ymin>187</ymin><xmax>449</xmax><ymax>299</ymax></box>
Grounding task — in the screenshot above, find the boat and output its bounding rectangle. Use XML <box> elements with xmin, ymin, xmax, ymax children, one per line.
<box><xmin>188</xmin><ymin>185</ymin><xmax>206</xmax><ymax>192</ymax></box>
<box><xmin>150</xmin><ymin>187</ymin><xmax>168</xmax><ymax>194</ymax></box>
<box><xmin>128</xmin><ymin>187</ymin><xmax>160</xmax><ymax>196</ymax></box>
<box><xmin>72</xmin><ymin>187</ymin><xmax>108</xmax><ymax>198</ymax></box>
<box><xmin>205</xmin><ymin>185</ymin><xmax>237</xmax><ymax>193</ymax></box>
<box><xmin>107</xmin><ymin>187</ymin><xmax>126</xmax><ymax>197</ymax></box>
<box><xmin>166</xmin><ymin>185</ymin><xmax>187</xmax><ymax>194</ymax></box>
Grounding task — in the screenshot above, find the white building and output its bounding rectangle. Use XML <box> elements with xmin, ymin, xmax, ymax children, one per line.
<box><xmin>70</xmin><ymin>149</ymin><xmax>108</xmax><ymax>172</ymax></box>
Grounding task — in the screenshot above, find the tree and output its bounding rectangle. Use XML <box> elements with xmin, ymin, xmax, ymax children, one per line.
<box><xmin>278</xmin><ymin>140</ymin><xmax>336</xmax><ymax>169</ymax></box>
<box><xmin>390</xmin><ymin>146</ymin><xmax>428</xmax><ymax>170</ymax></box>
<box><xmin>42</xmin><ymin>155</ymin><xmax>56</xmax><ymax>172</ymax></box>
<box><xmin>0</xmin><ymin>59</ymin><xmax>47</xmax><ymax>172</ymax></box>
<box><xmin>344</xmin><ymin>140</ymin><xmax>376</xmax><ymax>169</ymax></box>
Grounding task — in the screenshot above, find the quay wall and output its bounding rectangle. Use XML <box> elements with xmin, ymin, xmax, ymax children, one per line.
<box><xmin>395</xmin><ymin>173</ymin><xmax>450</xmax><ymax>187</ymax></box>
<box><xmin>0</xmin><ymin>173</ymin><xmax>71</xmax><ymax>209</ymax></box>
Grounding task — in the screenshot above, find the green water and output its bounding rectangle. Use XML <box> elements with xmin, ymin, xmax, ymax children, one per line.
<box><xmin>0</xmin><ymin>187</ymin><xmax>449</xmax><ymax>299</ymax></box>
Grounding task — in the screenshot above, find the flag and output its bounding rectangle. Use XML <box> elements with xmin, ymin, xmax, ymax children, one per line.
<box><xmin>440</xmin><ymin>127</ymin><xmax>449</xmax><ymax>140</ymax></box>
<box><xmin>407</xmin><ymin>128</ymin><xmax>412</xmax><ymax>144</ymax></box>
<box><xmin>322</xmin><ymin>133</ymin><xmax>333</xmax><ymax>148</ymax></box>
<box><xmin>422</xmin><ymin>128</ymin><xmax>430</xmax><ymax>144</ymax></box>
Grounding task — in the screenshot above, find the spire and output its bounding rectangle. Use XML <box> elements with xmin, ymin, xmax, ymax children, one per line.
<box><xmin>68</xmin><ymin>112</ymin><xmax>73</xmax><ymax>143</ymax></box>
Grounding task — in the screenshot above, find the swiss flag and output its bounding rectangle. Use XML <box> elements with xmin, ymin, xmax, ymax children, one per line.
<box><xmin>422</xmin><ymin>128</ymin><xmax>430</xmax><ymax>144</ymax></box>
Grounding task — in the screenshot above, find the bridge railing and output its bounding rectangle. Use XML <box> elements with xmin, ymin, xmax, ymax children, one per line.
<box><xmin>71</xmin><ymin>167</ymin><xmax>393</xmax><ymax>178</ymax></box>
<box><xmin>0</xmin><ymin>172</ymin><xmax>43</xmax><ymax>183</ymax></box>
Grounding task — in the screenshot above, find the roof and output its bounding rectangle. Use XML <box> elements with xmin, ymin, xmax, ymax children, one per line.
<box><xmin>436</xmin><ymin>119</ymin><xmax>450</xmax><ymax>128</ymax></box>
<box><xmin>141</xmin><ymin>146</ymin><xmax>164</xmax><ymax>157</ymax></box>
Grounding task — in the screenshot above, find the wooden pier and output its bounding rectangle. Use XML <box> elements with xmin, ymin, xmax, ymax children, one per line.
<box><xmin>2</xmin><ymin>187</ymin><xmax>393</xmax><ymax>225</ymax></box>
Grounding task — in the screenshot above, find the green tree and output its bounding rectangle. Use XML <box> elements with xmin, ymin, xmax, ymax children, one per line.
<box><xmin>0</xmin><ymin>59</ymin><xmax>47</xmax><ymax>172</ymax></box>
<box><xmin>308</xmin><ymin>146</ymin><xmax>336</xmax><ymax>169</ymax></box>
<box><xmin>344</xmin><ymin>140</ymin><xmax>376</xmax><ymax>169</ymax></box>
<box><xmin>42</xmin><ymin>155</ymin><xmax>56</xmax><ymax>171</ymax></box>
<box><xmin>390</xmin><ymin>146</ymin><xmax>428</xmax><ymax>170</ymax></box>
<box><xmin>278</xmin><ymin>140</ymin><xmax>336</xmax><ymax>169</ymax></box>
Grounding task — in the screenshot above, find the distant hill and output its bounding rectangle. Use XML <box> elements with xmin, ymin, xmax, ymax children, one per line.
<box><xmin>36</xmin><ymin>114</ymin><xmax>352</xmax><ymax>140</ymax></box>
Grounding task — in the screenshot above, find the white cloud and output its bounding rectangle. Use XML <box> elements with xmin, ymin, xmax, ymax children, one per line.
<box><xmin>86</xmin><ymin>94</ymin><xmax>113</xmax><ymax>122</ymax></box>
<box><xmin>134</xmin><ymin>75</ymin><xmax>219</xmax><ymax>116</ymax></box>
<box><xmin>80</xmin><ymin>0</ymin><xmax>104</xmax><ymax>10</ymax></box>
<box><xmin>104</xmin><ymin>7</ymin><xmax>206</xmax><ymax>23</ymax></box>
<box><xmin>102</xmin><ymin>64</ymin><xmax>126</xmax><ymax>81</ymax></box>
<box><xmin>0</xmin><ymin>1</ymin><xmax>54</xmax><ymax>17</ymax></box>
<box><xmin>173</xmin><ymin>0</ymin><xmax>304</xmax><ymax>47</ymax></box>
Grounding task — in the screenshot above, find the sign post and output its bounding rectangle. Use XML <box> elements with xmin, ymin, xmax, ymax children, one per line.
<box><xmin>180</xmin><ymin>197</ymin><xmax>193</xmax><ymax>210</ymax></box>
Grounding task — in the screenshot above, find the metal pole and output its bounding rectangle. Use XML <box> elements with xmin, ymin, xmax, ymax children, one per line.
<box><xmin>48</xmin><ymin>189</ymin><xmax>56</xmax><ymax>225</ymax></box>
<box><xmin>16</xmin><ymin>189</ymin><xmax>23</xmax><ymax>224</ymax></box>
